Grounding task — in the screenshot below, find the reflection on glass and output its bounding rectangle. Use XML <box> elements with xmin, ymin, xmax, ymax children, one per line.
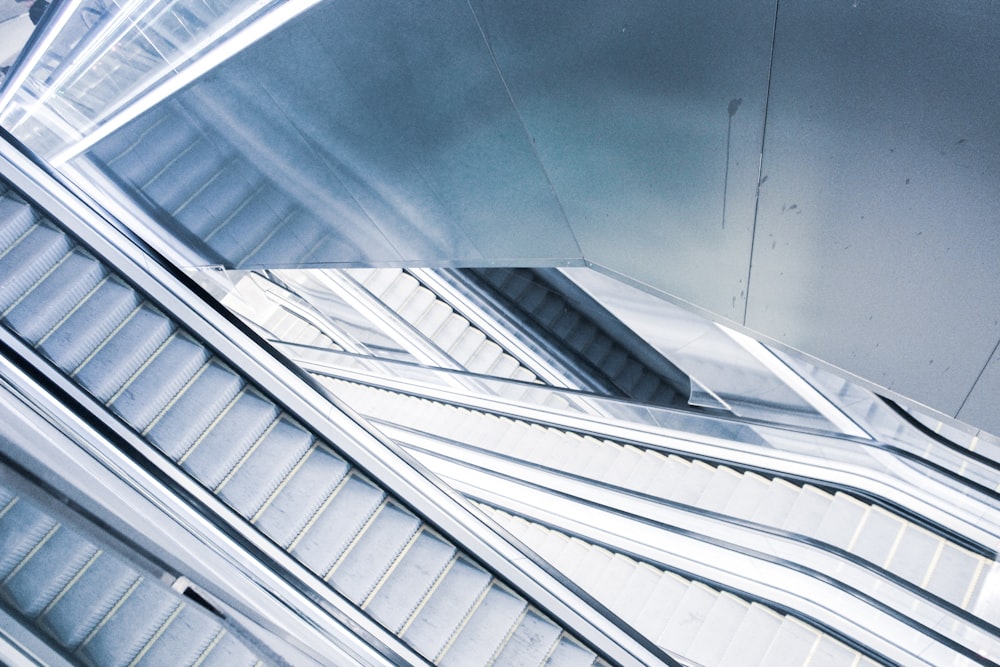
<box><xmin>0</xmin><ymin>0</ymin><xmax>302</xmax><ymax>157</ymax></box>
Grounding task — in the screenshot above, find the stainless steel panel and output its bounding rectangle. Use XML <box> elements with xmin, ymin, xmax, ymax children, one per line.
<box><xmin>67</xmin><ymin>0</ymin><xmax>1000</xmax><ymax>435</ymax></box>
<box><xmin>746</xmin><ymin>0</ymin><xmax>1000</xmax><ymax>422</ymax></box>
<box><xmin>468</xmin><ymin>0</ymin><xmax>777</xmax><ymax>320</ymax></box>
<box><xmin>95</xmin><ymin>0</ymin><xmax>583</xmax><ymax>266</ymax></box>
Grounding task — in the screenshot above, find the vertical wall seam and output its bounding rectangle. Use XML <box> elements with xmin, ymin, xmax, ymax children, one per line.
<box><xmin>743</xmin><ymin>0</ymin><xmax>782</xmax><ymax>327</ymax></box>
<box><xmin>955</xmin><ymin>336</ymin><xmax>1000</xmax><ymax>417</ymax></box>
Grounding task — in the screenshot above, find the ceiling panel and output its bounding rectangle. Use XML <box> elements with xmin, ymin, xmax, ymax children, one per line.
<box><xmin>155</xmin><ymin>0</ymin><xmax>583</xmax><ymax>265</ymax></box>
<box><xmin>745</xmin><ymin>0</ymin><xmax>1000</xmax><ymax>419</ymax></box>
<box><xmin>470</xmin><ymin>0</ymin><xmax>778</xmax><ymax>320</ymax></box>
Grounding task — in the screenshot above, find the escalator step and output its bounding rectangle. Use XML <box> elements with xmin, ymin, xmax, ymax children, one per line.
<box><xmin>76</xmin><ymin>579</ymin><xmax>181</xmax><ymax>667</ymax></box>
<box><xmin>292</xmin><ymin>474</ymin><xmax>385</xmax><ymax>576</ymax></box>
<box><xmin>254</xmin><ymin>446</ymin><xmax>350</xmax><ymax>548</ymax></box>
<box><xmin>39</xmin><ymin>278</ymin><xmax>140</xmax><ymax>371</ymax></box>
<box><xmin>402</xmin><ymin>556</ymin><xmax>491</xmax><ymax>661</ymax></box>
<box><xmin>330</xmin><ymin>502</ymin><xmax>421</xmax><ymax>603</ymax></box>
<box><xmin>365</xmin><ymin>529</ymin><xmax>456</xmax><ymax>633</ymax></box>
<box><xmin>491</xmin><ymin>610</ymin><xmax>563</xmax><ymax>667</ymax></box>
<box><xmin>180</xmin><ymin>389</ymin><xmax>279</xmax><ymax>481</ymax></box>
<box><xmin>543</xmin><ymin>637</ymin><xmax>598</xmax><ymax>667</ymax></box>
<box><xmin>108</xmin><ymin>333</ymin><xmax>210</xmax><ymax>430</ymax></box>
<box><xmin>146</xmin><ymin>361</ymin><xmax>244</xmax><ymax>455</ymax></box>
<box><xmin>2</xmin><ymin>525</ymin><xmax>96</xmax><ymax>617</ymax></box>
<box><xmin>40</xmin><ymin>555</ymin><xmax>141</xmax><ymax>649</ymax></box>
<box><xmin>3</xmin><ymin>249</ymin><xmax>105</xmax><ymax>343</ymax></box>
<box><xmin>0</xmin><ymin>224</ymin><xmax>74</xmax><ymax>311</ymax></box>
<box><xmin>439</xmin><ymin>584</ymin><xmax>526</xmax><ymax>666</ymax></box>
<box><xmin>215</xmin><ymin>417</ymin><xmax>314</xmax><ymax>518</ymax></box>
<box><xmin>74</xmin><ymin>304</ymin><xmax>175</xmax><ymax>401</ymax></box>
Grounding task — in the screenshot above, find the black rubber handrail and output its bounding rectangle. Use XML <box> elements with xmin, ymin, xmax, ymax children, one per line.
<box><xmin>881</xmin><ymin>395</ymin><xmax>1000</xmax><ymax>473</ymax></box>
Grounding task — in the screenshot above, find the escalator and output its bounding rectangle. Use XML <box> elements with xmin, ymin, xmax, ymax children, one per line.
<box><xmin>86</xmin><ymin>99</ymin><xmax>354</xmax><ymax>268</ymax></box>
<box><xmin>321</xmin><ymin>379</ymin><xmax>998</xmax><ymax>626</ymax></box>
<box><xmin>467</xmin><ymin>267</ymin><xmax>692</xmax><ymax>407</ymax></box>
<box><xmin>0</xmin><ymin>464</ymin><xmax>269</xmax><ymax>667</ymax></box>
<box><xmin>484</xmin><ymin>509</ymin><xmax>877</xmax><ymax>667</ymax></box>
<box><xmin>0</xmin><ymin>168</ymin><xmax>664</xmax><ymax>665</ymax></box>
<box><xmin>288</xmin><ymin>372</ymin><xmax>1000</xmax><ymax>665</ymax></box>
<box><xmin>0</xmin><ymin>0</ymin><xmax>287</xmax><ymax>156</ymax></box>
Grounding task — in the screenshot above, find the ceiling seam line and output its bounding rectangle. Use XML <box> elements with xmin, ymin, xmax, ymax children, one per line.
<box><xmin>955</xmin><ymin>335</ymin><xmax>1000</xmax><ymax>417</ymax></box>
<box><xmin>743</xmin><ymin>0</ymin><xmax>782</xmax><ymax>327</ymax></box>
<box><xmin>463</xmin><ymin>0</ymin><xmax>585</xmax><ymax>260</ymax></box>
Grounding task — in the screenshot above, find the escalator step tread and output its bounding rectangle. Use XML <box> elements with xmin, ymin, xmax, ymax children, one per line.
<box><xmin>656</xmin><ymin>581</ymin><xmax>718</xmax><ymax>654</ymax></box>
<box><xmin>608</xmin><ymin>562</ymin><xmax>661</xmax><ymax>624</ymax></box>
<box><xmin>440</xmin><ymin>584</ymin><xmax>527</xmax><ymax>666</ymax></box>
<box><xmin>215</xmin><ymin>416</ymin><xmax>314</xmax><ymax>518</ymax></box>
<box><xmin>694</xmin><ymin>465</ymin><xmax>744</xmax><ymax>513</ymax></box>
<box><xmin>684</xmin><ymin>592</ymin><xmax>751</xmax><ymax>666</ymax></box>
<box><xmin>721</xmin><ymin>471</ymin><xmax>771</xmax><ymax>518</ymax></box>
<box><xmin>75</xmin><ymin>304</ymin><xmax>175</xmax><ymax>402</ymax></box>
<box><xmin>365</xmin><ymin>530</ymin><xmax>457</xmax><ymax>633</ymax></box>
<box><xmin>207</xmin><ymin>187</ymin><xmax>290</xmax><ymax>263</ymax></box>
<box><xmin>0</xmin><ymin>501</ymin><xmax>56</xmax><ymax>578</ymax></box>
<box><xmin>175</xmin><ymin>164</ymin><xmax>258</xmax><ymax>236</ymax></box>
<box><xmin>146</xmin><ymin>361</ymin><xmax>244</xmax><ymax>456</ymax></box>
<box><xmin>781</xmin><ymin>485</ymin><xmax>833</xmax><ymax>535</ymax></box>
<box><xmin>749</xmin><ymin>478</ymin><xmax>800</xmax><ymax>526</ymax></box>
<box><xmin>0</xmin><ymin>191</ymin><xmax>37</xmax><ymax>247</ymax></box>
<box><xmin>254</xmin><ymin>446</ymin><xmax>350</xmax><ymax>548</ymax></box>
<box><xmin>850</xmin><ymin>506</ymin><xmax>905</xmax><ymax>567</ymax></box>
<box><xmin>3</xmin><ymin>249</ymin><xmax>105</xmax><ymax>342</ymax></box>
<box><xmin>108</xmin><ymin>333</ymin><xmax>210</xmax><ymax>430</ymax></box>
<box><xmin>2</xmin><ymin>526</ymin><xmax>96</xmax><ymax>617</ymax></box>
<box><xmin>543</xmin><ymin>636</ymin><xmax>598</xmax><ymax>667</ymax></box>
<box><xmin>925</xmin><ymin>542</ymin><xmax>980</xmax><ymax>608</ymax></box>
<box><xmin>145</xmin><ymin>137</ymin><xmax>225</xmax><ymax>212</ymax></box>
<box><xmin>132</xmin><ymin>603</ymin><xmax>225</xmax><ymax>667</ymax></box>
<box><xmin>491</xmin><ymin>611</ymin><xmax>563</xmax><ymax>667</ymax></box>
<box><xmin>291</xmin><ymin>474</ymin><xmax>385</xmax><ymax>576</ymax></box>
<box><xmin>195</xmin><ymin>629</ymin><xmax>263</xmax><ymax>667</ymax></box>
<box><xmin>180</xmin><ymin>389</ymin><xmax>280</xmax><ymax>483</ymax></box>
<box><xmin>40</xmin><ymin>553</ymin><xmax>140</xmax><ymax>649</ymax></box>
<box><xmin>330</xmin><ymin>502</ymin><xmax>421</xmax><ymax>604</ymax></box>
<box><xmin>632</xmin><ymin>572</ymin><xmax>691</xmax><ymax>639</ymax></box>
<box><xmin>241</xmin><ymin>211</ymin><xmax>326</xmax><ymax>268</ymax></box>
<box><xmin>395</xmin><ymin>287</ymin><xmax>438</xmax><ymax>323</ymax></box>
<box><xmin>39</xmin><ymin>277</ymin><xmax>141</xmax><ymax>371</ymax></box>
<box><xmin>808</xmin><ymin>634</ymin><xmax>863</xmax><ymax>667</ymax></box>
<box><xmin>380</xmin><ymin>273</ymin><xmax>421</xmax><ymax>310</ymax></box>
<box><xmin>757</xmin><ymin>618</ymin><xmax>820</xmax><ymax>667</ymax></box>
<box><xmin>402</xmin><ymin>556</ymin><xmax>492</xmax><ymax>660</ymax></box>
<box><xmin>589</xmin><ymin>553</ymin><xmax>640</xmax><ymax>605</ymax></box>
<box><xmin>77</xmin><ymin>579</ymin><xmax>181</xmax><ymax>667</ymax></box>
<box><xmin>360</xmin><ymin>268</ymin><xmax>403</xmax><ymax>298</ymax></box>
<box><xmin>715</xmin><ymin>604</ymin><xmax>785</xmax><ymax>667</ymax></box>
<box><xmin>0</xmin><ymin>223</ymin><xmax>74</xmax><ymax>311</ymax></box>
